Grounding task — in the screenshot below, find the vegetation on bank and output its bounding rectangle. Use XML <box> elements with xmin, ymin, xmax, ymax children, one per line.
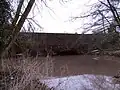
<box><xmin>0</xmin><ymin>56</ymin><xmax>55</xmax><ymax>90</ymax></box>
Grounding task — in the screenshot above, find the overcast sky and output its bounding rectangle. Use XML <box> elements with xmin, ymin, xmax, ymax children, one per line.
<box><xmin>24</xmin><ymin>0</ymin><xmax>98</xmax><ymax>33</ymax></box>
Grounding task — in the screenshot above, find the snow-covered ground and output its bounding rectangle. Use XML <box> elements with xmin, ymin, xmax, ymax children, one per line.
<box><xmin>42</xmin><ymin>74</ymin><xmax>120</xmax><ymax>90</ymax></box>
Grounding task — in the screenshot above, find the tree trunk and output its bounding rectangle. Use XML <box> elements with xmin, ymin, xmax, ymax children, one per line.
<box><xmin>0</xmin><ymin>0</ymin><xmax>35</xmax><ymax>70</ymax></box>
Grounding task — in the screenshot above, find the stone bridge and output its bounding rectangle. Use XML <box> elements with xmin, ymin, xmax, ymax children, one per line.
<box><xmin>10</xmin><ymin>33</ymin><xmax>110</xmax><ymax>57</ymax></box>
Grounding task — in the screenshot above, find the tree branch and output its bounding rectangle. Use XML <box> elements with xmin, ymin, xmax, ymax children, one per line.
<box><xmin>1</xmin><ymin>0</ymin><xmax>35</xmax><ymax>57</ymax></box>
<box><xmin>12</xmin><ymin>0</ymin><xmax>24</xmax><ymax>27</ymax></box>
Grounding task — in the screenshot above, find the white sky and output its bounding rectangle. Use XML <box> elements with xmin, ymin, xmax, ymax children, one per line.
<box><xmin>25</xmin><ymin>0</ymin><xmax>98</xmax><ymax>33</ymax></box>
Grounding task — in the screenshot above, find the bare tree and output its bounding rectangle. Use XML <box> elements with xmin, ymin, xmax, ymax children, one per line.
<box><xmin>0</xmin><ymin>0</ymin><xmax>39</xmax><ymax>57</ymax></box>
<box><xmin>0</xmin><ymin>0</ymin><xmax>36</xmax><ymax>71</ymax></box>
<box><xmin>72</xmin><ymin>0</ymin><xmax>120</xmax><ymax>34</ymax></box>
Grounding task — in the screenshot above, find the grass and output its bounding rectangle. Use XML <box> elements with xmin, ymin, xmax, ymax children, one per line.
<box><xmin>0</xmin><ymin>56</ymin><xmax>54</xmax><ymax>90</ymax></box>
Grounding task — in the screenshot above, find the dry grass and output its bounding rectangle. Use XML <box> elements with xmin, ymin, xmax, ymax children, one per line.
<box><xmin>0</xmin><ymin>56</ymin><xmax>54</xmax><ymax>90</ymax></box>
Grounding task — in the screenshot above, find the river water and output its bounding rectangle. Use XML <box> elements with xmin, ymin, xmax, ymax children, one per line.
<box><xmin>40</xmin><ymin>55</ymin><xmax>120</xmax><ymax>90</ymax></box>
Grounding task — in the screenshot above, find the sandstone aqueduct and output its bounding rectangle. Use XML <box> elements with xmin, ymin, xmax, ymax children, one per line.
<box><xmin>9</xmin><ymin>32</ymin><xmax>117</xmax><ymax>57</ymax></box>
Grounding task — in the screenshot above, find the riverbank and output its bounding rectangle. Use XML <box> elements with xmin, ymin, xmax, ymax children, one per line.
<box><xmin>1</xmin><ymin>55</ymin><xmax>120</xmax><ymax>90</ymax></box>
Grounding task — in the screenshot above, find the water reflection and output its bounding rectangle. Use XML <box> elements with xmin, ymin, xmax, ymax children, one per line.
<box><xmin>43</xmin><ymin>74</ymin><xmax>120</xmax><ymax>90</ymax></box>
